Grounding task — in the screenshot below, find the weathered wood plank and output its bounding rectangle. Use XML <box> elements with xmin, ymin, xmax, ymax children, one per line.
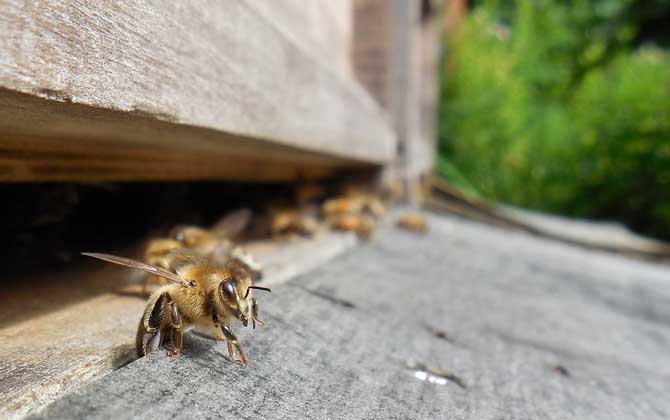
<box><xmin>27</xmin><ymin>212</ymin><xmax>670</xmax><ymax>420</ymax></box>
<box><xmin>0</xmin><ymin>1</ymin><xmax>394</xmax><ymax>182</ymax></box>
<box><xmin>248</xmin><ymin>1</ymin><xmax>353</xmax><ymax>78</ymax></box>
<box><xmin>0</xmin><ymin>89</ymin><xmax>371</xmax><ymax>182</ymax></box>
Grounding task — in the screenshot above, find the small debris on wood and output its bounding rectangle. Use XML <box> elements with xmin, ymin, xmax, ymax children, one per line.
<box><xmin>396</xmin><ymin>212</ymin><xmax>429</xmax><ymax>234</ymax></box>
<box><xmin>552</xmin><ymin>365</ymin><xmax>571</xmax><ymax>377</ymax></box>
<box><xmin>427</xmin><ymin>325</ymin><xmax>455</xmax><ymax>344</ymax></box>
<box><xmin>409</xmin><ymin>362</ymin><xmax>467</xmax><ymax>389</ymax></box>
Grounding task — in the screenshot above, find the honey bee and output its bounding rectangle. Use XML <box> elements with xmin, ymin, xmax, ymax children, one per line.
<box><xmin>322</xmin><ymin>192</ymin><xmax>386</xmax><ymax>219</ymax></box>
<box><xmin>321</xmin><ymin>197</ymin><xmax>364</xmax><ymax>216</ymax></box>
<box><xmin>328</xmin><ymin>213</ymin><xmax>375</xmax><ymax>239</ymax></box>
<box><xmin>142</xmin><ymin>209</ymin><xmax>262</xmax><ymax>292</ymax></box>
<box><xmin>381</xmin><ymin>178</ymin><xmax>405</xmax><ymax>201</ymax></box>
<box><xmin>82</xmin><ymin>251</ymin><xmax>271</xmax><ymax>366</ymax></box>
<box><xmin>271</xmin><ymin>211</ymin><xmax>319</xmax><ymax>238</ymax></box>
<box><xmin>322</xmin><ymin>189</ymin><xmax>386</xmax><ymax>239</ymax></box>
<box><xmin>228</xmin><ymin>246</ymin><xmax>263</xmax><ymax>281</ymax></box>
<box><xmin>295</xmin><ymin>181</ymin><xmax>326</xmax><ymax>206</ymax></box>
<box><xmin>396</xmin><ymin>212</ymin><xmax>428</xmax><ymax>234</ymax></box>
<box><xmin>263</xmin><ymin>204</ymin><xmax>320</xmax><ymax>238</ymax></box>
<box><xmin>169</xmin><ymin>208</ymin><xmax>252</xmax><ymax>254</ymax></box>
<box><xmin>141</xmin><ymin>238</ymin><xmax>185</xmax><ymax>294</ymax></box>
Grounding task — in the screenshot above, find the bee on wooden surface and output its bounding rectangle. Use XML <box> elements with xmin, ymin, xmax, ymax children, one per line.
<box><xmin>268</xmin><ymin>205</ymin><xmax>320</xmax><ymax>238</ymax></box>
<box><xmin>321</xmin><ymin>197</ymin><xmax>365</xmax><ymax>217</ymax></box>
<box><xmin>295</xmin><ymin>182</ymin><xmax>326</xmax><ymax>206</ymax></box>
<box><xmin>142</xmin><ymin>209</ymin><xmax>262</xmax><ymax>292</ymax></box>
<box><xmin>322</xmin><ymin>187</ymin><xmax>387</xmax><ymax>219</ymax></box>
<box><xmin>82</xmin><ymin>251</ymin><xmax>271</xmax><ymax>366</ymax></box>
<box><xmin>328</xmin><ymin>213</ymin><xmax>375</xmax><ymax>239</ymax></box>
<box><xmin>169</xmin><ymin>208</ymin><xmax>252</xmax><ymax>254</ymax></box>
<box><xmin>363</xmin><ymin>196</ymin><xmax>387</xmax><ymax>219</ymax></box>
<box><xmin>322</xmin><ymin>188</ymin><xmax>386</xmax><ymax>239</ymax></box>
<box><xmin>396</xmin><ymin>212</ymin><xmax>429</xmax><ymax>234</ymax></box>
<box><xmin>381</xmin><ymin>178</ymin><xmax>405</xmax><ymax>202</ymax></box>
<box><xmin>228</xmin><ymin>246</ymin><xmax>263</xmax><ymax>281</ymax></box>
<box><xmin>144</xmin><ymin>238</ymin><xmax>183</xmax><ymax>267</ymax></box>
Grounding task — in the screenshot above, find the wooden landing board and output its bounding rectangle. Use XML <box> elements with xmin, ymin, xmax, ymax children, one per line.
<box><xmin>28</xmin><ymin>211</ymin><xmax>670</xmax><ymax>420</ymax></box>
<box><xmin>0</xmin><ymin>1</ymin><xmax>395</xmax><ymax>182</ymax></box>
<box><xmin>0</xmin><ymin>231</ymin><xmax>358</xmax><ymax>419</ymax></box>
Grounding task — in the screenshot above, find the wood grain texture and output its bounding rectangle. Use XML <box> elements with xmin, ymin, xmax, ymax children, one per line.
<box><xmin>248</xmin><ymin>1</ymin><xmax>353</xmax><ymax>79</ymax></box>
<box><xmin>28</xmin><ymin>212</ymin><xmax>670</xmax><ymax>420</ymax></box>
<box><xmin>352</xmin><ymin>0</ymin><xmax>435</xmax><ymax>202</ymax></box>
<box><xmin>0</xmin><ymin>0</ymin><xmax>395</xmax><ymax>180</ymax></box>
<box><xmin>0</xmin><ymin>89</ymin><xmax>373</xmax><ymax>182</ymax></box>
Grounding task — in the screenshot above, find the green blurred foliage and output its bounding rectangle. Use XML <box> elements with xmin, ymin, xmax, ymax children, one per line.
<box><xmin>438</xmin><ymin>0</ymin><xmax>670</xmax><ymax>239</ymax></box>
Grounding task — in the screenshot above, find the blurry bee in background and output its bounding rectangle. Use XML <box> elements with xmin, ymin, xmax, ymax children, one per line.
<box><xmin>396</xmin><ymin>212</ymin><xmax>429</xmax><ymax>234</ymax></box>
<box><xmin>381</xmin><ymin>178</ymin><xmax>405</xmax><ymax>202</ymax></box>
<box><xmin>295</xmin><ymin>181</ymin><xmax>326</xmax><ymax>207</ymax></box>
<box><xmin>228</xmin><ymin>246</ymin><xmax>263</xmax><ymax>281</ymax></box>
<box><xmin>321</xmin><ymin>196</ymin><xmax>364</xmax><ymax>217</ymax></box>
<box><xmin>142</xmin><ymin>209</ymin><xmax>263</xmax><ymax>293</ymax></box>
<box><xmin>328</xmin><ymin>213</ymin><xmax>375</xmax><ymax>239</ymax></box>
<box><xmin>142</xmin><ymin>238</ymin><xmax>184</xmax><ymax>294</ymax></box>
<box><xmin>326</xmin><ymin>185</ymin><xmax>387</xmax><ymax>218</ymax></box>
<box><xmin>169</xmin><ymin>208</ymin><xmax>252</xmax><ymax>255</ymax></box>
<box><xmin>269</xmin><ymin>205</ymin><xmax>320</xmax><ymax>238</ymax></box>
<box><xmin>82</xmin><ymin>251</ymin><xmax>271</xmax><ymax>366</ymax></box>
<box><xmin>143</xmin><ymin>238</ymin><xmax>183</xmax><ymax>268</ymax></box>
<box><xmin>321</xmin><ymin>187</ymin><xmax>387</xmax><ymax>239</ymax></box>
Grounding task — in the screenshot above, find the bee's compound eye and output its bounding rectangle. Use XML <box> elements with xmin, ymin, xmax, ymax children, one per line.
<box><xmin>220</xmin><ymin>279</ymin><xmax>237</xmax><ymax>300</ymax></box>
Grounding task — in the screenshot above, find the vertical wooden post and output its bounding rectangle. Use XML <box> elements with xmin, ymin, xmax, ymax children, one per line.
<box><xmin>352</xmin><ymin>0</ymin><xmax>438</xmax><ymax>204</ymax></box>
<box><xmin>390</xmin><ymin>0</ymin><xmax>421</xmax><ymax>204</ymax></box>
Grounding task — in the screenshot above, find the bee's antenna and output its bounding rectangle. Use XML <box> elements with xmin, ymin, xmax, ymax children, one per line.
<box><xmin>245</xmin><ymin>286</ymin><xmax>272</xmax><ymax>299</ymax></box>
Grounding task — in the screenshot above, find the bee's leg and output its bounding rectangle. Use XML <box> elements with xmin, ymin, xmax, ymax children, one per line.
<box><xmin>137</xmin><ymin>292</ymin><xmax>168</xmax><ymax>356</ymax></box>
<box><xmin>167</xmin><ymin>297</ymin><xmax>183</xmax><ymax>357</ymax></box>
<box><xmin>251</xmin><ymin>298</ymin><xmax>266</xmax><ymax>329</ymax></box>
<box><xmin>220</xmin><ymin>324</ymin><xmax>249</xmax><ymax>367</ymax></box>
<box><xmin>137</xmin><ymin>327</ymin><xmax>163</xmax><ymax>357</ymax></box>
<box><xmin>226</xmin><ymin>342</ymin><xmax>236</xmax><ymax>361</ymax></box>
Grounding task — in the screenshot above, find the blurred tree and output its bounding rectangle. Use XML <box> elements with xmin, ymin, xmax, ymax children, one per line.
<box><xmin>439</xmin><ymin>0</ymin><xmax>670</xmax><ymax>239</ymax></box>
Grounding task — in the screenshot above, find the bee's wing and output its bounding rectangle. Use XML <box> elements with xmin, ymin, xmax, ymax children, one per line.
<box><xmin>81</xmin><ymin>252</ymin><xmax>195</xmax><ymax>287</ymax></box>
<box><xmin>165</xmin><ymin>248</ymin><xmax>213</xmax><ymax>268</ymax></box>
<box><xmin>211</xmin><ymin>208</ymin><xmax>252</xmax><ymax>238</ymax></box>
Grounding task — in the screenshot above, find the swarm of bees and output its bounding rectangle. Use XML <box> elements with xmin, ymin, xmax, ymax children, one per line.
<box><xmin>84</xmin><ymin>209</ymin><xmax>269</xmax><ymax>367</ymax></box>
